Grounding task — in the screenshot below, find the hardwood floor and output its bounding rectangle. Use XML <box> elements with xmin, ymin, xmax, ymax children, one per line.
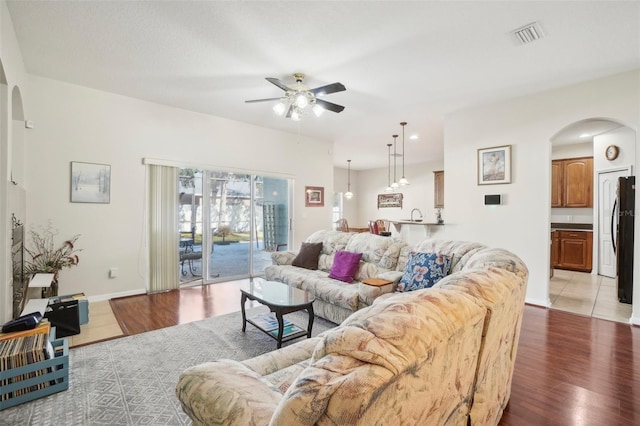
<box><xmin>109</xmin><ymin>280</ymin><xmax>640</xmax><ymax>425</ymax></box>
<box><xmin>109</xmin><ymin>280</ymin><xmax>259</xmax><ymax>335</ymax></box>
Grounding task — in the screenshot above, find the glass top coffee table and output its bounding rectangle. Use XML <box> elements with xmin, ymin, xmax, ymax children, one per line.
<box><xmin>241</xmin><ymin>279</ymin><xmax>315</xmax><ymax>348</ymax></box>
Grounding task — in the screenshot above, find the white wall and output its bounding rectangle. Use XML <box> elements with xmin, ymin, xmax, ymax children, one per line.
<box><xmin>445</xmin><ymin>69</ymin><xmax>640</xmax><ymax>325</ymax></box>
<box><xmin>594</xmin><ymin>126</ymin><xmax>636</xmax><ymax>172</ymax></box>
<box><xmin>353</xmin><ymin>161</ymin><xmax>445</xmax><ymax>245</ymax></box>
<box><xmin>333</xmin><ymin>166</ymin><xmax>359</xmax><ymax>227</ymax></box>
<box><xmin>334</xmin><ymin>160</ymin><xmax>446</xmax><ymax>244</ymax></box>
<box><xmin>551</xmin><ymin>141</ymin><xmax>593</xmax><ymax>160</ymax></box>
<box><xmin>0</xmin><ymin>0</ymin><xmax>30</xmax><ymax>322</ymax></box>
<box><xmin>24</xmin><ymin>76</ymin><xmax>334</xmax><ymax>300</ymax></box>
<box><xmin>355</xmin><ymin>161</ymin><xmax>443</xmax><ymax>224</ymax></box>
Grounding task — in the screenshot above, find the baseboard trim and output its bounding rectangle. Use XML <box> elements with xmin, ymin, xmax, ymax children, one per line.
<box><xmin>630</xmin><ymin>314</ymin><xmax>640</xmax><ymax>326</ymax></box>
<box><xmin>87</xmin><ymin>289</ymin><xmax>146</xmax><ymax>303</ymax></box>
<box><xmin>525</xmin><ymin>297</ymin><xmax>551</xmax><ymax>307</ymax></box>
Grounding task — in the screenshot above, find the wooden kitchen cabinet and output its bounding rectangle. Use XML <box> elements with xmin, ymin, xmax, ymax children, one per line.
<box><xmin>551</xmin><ymin>162</ymin><xmax>563</xmax><ymax>207</ymax></box>
<box><xmin>434</xmin><ymin>170</ymin><xmax>444</xmax><ymax>208</ymax></box>
<box><xmin>551</xmin><ymin>231</ymin><xmax>560</xmax><ymax>267</ymax></box>
<box><xmin>553</xmin><ymin>230</ymin><xmax>593</xmax><ymax>272</ymax></box>
<box><xmin>551</xmin><ymin>157</ymin><xmax>593</xmax><ymax>208</ymax></box>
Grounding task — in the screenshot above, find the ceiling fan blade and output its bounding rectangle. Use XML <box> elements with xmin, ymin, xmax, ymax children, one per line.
<box><xmin>266</xmin><ymin>77</ymin><xmax>291</xmax><ymax>92</ymax></box>
<box><xmin>245</xmin><ymin>97</ymin><xmax>283</xmax><ymax>103</ymax></box>
<box><xmin>285</xmin><ymin>104</ymin><xmax>294</xmax><ymax>118</ymax></box>
<box><xmin>309</xmin><ymin>82</ymin><xmax>346</xmax><ymax>96</ymax></box>
<box><xmin>315</xmin><ymin>98</ymin><xmax>345</xmax><ymax>113</ymax></box>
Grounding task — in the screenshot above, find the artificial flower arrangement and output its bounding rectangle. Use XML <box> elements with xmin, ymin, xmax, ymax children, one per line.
<box><xmin>23</xmin><ymin>222</ymin><xmax>82</xmax><ymax>296</ymax></box>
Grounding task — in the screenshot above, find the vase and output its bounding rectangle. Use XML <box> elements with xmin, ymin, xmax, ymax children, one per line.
<box><xmin>41</xmin><ymin>271</ymin><xmax>59</xmax><ymax>298</ymax></box>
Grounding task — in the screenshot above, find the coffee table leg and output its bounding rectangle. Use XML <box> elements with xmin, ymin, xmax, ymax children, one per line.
<box><xmin>241</xmin><ymin>293</ymin><xmax>247</xmax><ymax>332</ymax></box>
<box><xmin>275</xmin><ymin>310</ymin><xmax>284</xmax><ymax>349</ymax></box>
<box><xmin>306</xmin><ymin>303</ymin><xmax>314</xmax><ymax>338</ymax></box>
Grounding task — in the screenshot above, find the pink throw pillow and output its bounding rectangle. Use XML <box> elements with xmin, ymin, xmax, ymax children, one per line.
<box><xmin>329</xmin><ymin>250</ymin><xmax>363</xmax><ymax>283</ymax></box>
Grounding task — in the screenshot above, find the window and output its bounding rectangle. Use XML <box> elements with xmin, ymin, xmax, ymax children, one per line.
<box><xmin>332</xmin><ymin>192</ymin><xmax>343</xmax><ymax>230</ymax></box>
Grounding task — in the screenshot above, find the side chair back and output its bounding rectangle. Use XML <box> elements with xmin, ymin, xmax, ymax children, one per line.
<box><xmin>336</xmin><ymin>218</ymin><xmax>349</xmax><ymax>232</ymax></box>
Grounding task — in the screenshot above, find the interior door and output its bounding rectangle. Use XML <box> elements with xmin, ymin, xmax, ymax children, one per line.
<box><xmin>598</xmin><ymin>169</ymin><xmax>628</xmax><ymax>277</ymax></box>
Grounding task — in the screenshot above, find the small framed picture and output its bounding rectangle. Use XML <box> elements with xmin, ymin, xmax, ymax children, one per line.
<box><xmin>70</xmin><ymin>161</ymin><xmax>111</xmax><ymax>203</ymax></box>
<box><xmin>377</xmin><ymin>193</ymin><xmax>403</xmax><ymax>209</ymax></box>
<box><xmin>305</xmin><ymin>186</ymin><xmax>324</xmax><ymax>207</ymax></box>
<box><xmin>477</xmin><ymin>145</ymin><xmax>511</xmax><ymax>185</ymax></box>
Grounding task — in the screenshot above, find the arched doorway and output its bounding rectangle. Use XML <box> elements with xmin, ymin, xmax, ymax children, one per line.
<box><xmin>549</xmin><ymin>118</ymin><xmax>636</xmax><ymax>323</ymax></box>
<box><xmin>11</xmin><ymin>85</ymin><xmax>25</xmax><ymax>186</ymax></box>
<box><xmin>0</xmin><ymin>59</ymin><xmax>10</xmax><ymax>322</ymax></box>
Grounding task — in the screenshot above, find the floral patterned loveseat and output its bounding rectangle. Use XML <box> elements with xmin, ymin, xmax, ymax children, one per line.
<box><xmin>264</xmin><ymin>230</ymin><xmax>410</xmax><ymax>324</ymax></box>
<box><xmin>176</xmin><ymin>240</ymin><xmax>529</xmax><ymax>426</ymax></box>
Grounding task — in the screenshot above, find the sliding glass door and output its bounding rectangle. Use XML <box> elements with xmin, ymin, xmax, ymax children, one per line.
<box><xmin>178</xmin><ymin>167</ymin><xmax>290</xmax><ymax>284</ymax></box>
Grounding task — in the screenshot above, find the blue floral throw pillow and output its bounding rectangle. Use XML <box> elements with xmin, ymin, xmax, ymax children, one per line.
<box><xmin>398</xmin><ymin>252</ymin><xmax>452</xmax><ymax>292</ymax></box>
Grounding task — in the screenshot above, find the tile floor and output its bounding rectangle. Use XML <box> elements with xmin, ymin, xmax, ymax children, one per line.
<box><xmin>550</xmin><ymin>269</ymin><xmax>632</xmax><ymax>324</ymax></box>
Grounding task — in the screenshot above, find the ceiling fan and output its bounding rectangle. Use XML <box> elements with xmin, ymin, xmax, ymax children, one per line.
<box><xmin>245</xmin><ymin>73</ymin><xmax>346</xmax><ymax>120</ymax></box>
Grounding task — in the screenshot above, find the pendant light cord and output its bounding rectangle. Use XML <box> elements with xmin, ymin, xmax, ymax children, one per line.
<box><xmin>387</xmin><ymin>143</ymin><xmax>392</xmax><ymax>189</ymax></box>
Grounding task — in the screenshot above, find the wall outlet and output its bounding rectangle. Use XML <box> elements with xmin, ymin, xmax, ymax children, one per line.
<box><xmin>566</xmin><ymin>215</ymin><xmax>573</xmax><ymax>222</ymax></box>
<box><xmin>109</xmin><ymin>267</ymin><xmax>118</xmax><ymax>278</ymax></box>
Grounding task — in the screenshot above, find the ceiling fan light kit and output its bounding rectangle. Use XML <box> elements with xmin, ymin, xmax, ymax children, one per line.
<box><xmin>246</xmin><ymin>73</ymin><xmax>346</xmax><ymax>120</ymax></box>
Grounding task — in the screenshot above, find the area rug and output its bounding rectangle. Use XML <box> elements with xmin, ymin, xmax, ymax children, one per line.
<box><xmin>1</xmin><ymin>307</ymin><xmax>336</xmax><ymax>426</ymax></box>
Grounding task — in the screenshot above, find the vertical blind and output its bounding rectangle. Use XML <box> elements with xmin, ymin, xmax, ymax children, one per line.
<box><xmin>147</xmin><ymin>164</ymin><xmax>179</xmax><ymax>293</ymax></box>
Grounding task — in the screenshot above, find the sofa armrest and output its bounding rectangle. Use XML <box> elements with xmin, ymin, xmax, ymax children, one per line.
<box><xmin>271</xmin><ymin>251</ymin><xmax>296</xmax><ymax>265</ymax></box>
<box><xmin>176</xmin><ymin>359</ymin><xmax>282</xmax><ymax>426</ymax></box>
<box><xmin>243</xmin><ymin>337</ymin><xmax>320</xmax><ymax>376</ymax></box>
<box><xmin>377</xmin><ymin>270</ymin><xmax>404</xmax><ymax>284</ymax></box>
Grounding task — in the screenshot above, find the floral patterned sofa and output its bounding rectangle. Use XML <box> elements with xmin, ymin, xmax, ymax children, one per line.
<box><xmin>264</xmin><ymin>230</ymin><xmax>410</xmax><ymax>324</ymax></box>
<box><xmin>176</xmin><ymin>239</ymin><xmax>529</xmax><ymax>426</ymax></box>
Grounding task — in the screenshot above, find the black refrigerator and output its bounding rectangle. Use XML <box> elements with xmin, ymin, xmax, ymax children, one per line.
<box><xmin>614</xmin><ymin>176</ymin><xmax>635</xmax><ymax>304</ymax></box>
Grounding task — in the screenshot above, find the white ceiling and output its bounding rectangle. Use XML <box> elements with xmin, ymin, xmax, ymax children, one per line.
<box><xmin>6</xmin><ymin>1</ymin><xmax>640</xmax><ymax>170</ymax></box>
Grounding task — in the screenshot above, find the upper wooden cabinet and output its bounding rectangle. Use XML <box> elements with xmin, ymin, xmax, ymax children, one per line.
<box><xmin>551</xmin><ymin>162</ymin><xmax>563</xmax><ymax>207</ymax></box>
<box><xmin>551</xmin><ymin>157</ymin><xmax>593</xmax><ymax>208</ymax></box>
<box><xmin>434</xmin><ymin>170</ymin><xmax>444</xmax><ymax>208</ymax></box>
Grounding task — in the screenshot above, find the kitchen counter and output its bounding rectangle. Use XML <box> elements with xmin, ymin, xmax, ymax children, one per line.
<box><xmin>390</xmin><ymin>221</ymin><xmax>446</xmax><ymax>246</ymax></box>
<box><xmin>550</xmin><ymin>222</ymin><xmax>592</xmax><ymax>231</ymax></box>
<box><xmin>392</xmin><ymin>221</ymin><xmax>444</xmax><ymax>225</ymax></box>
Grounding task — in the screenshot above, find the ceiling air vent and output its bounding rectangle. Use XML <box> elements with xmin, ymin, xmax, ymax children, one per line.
<box><xmin>513</xmin><ymin>22</ymin><xmax>544</xmax><ymax>45</ymax></box>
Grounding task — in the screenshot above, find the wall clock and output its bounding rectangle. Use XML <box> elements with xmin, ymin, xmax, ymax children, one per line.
<box><xmin>605</xmin><ymin>145</ymin><xmax>619</xmax><ymax>161</ymax></box>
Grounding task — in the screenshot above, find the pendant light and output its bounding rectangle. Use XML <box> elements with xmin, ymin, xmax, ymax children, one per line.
<box><xmin>399</xmin><ymin>122</ymin><xmax>410</xmax><ymax>186</ymax></box>
<box><xmin>385</xmin><ymin>143</ymin><xmax>393</xmax><ymax>192</ymax></box>
<box><xmin>391</xmin><ymin>135</ymin><xmax>399</xmax><ymax>189</ymax></box>
<box><xmin>344</xmin><ymin>159</ymin><xmax>354</xmax><ymax>199</ymax></box>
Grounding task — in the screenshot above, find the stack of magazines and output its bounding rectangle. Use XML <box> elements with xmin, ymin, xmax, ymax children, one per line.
<box><xmin>251</xmin><ymin>314</ymin><xmax>303</xmax><ymax>337</ymax></box>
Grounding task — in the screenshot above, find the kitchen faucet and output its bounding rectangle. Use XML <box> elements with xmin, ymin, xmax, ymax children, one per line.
<box><xmin>411</xmin><ymin>208</ymin><xmax>423</xmax><ymax>222</ymax></box>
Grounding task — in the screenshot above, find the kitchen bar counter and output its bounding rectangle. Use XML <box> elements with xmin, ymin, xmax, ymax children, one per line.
<box><xmin>550</xmin><ymin>222</ymin><xmax>592</xmax><ymax>231</ymax></box>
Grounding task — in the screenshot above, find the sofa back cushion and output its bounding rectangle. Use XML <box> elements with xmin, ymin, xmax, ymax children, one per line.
<box><xmin>270</xmin><ymin>289</ymin><xmax>487</xmax><ymax>425</ymax></box>
<box><xmin>304</xmin><ymin>230</ymin><xmax>408</xmax><ymax>277</ymax></box>
<box><xmin>406</xmin><ymin>239</ymin><xmax>486</xmax><ymax>273</ymax></box>
<box><xmin>461</xmin><ymin>247</ymin><xmax>529</xmax><ymax>281</ymax></box>
<box><xmin>343</xmin><ymin>233</ymin><xmax>408</xmax><ymax>280</ymax></box>
<box><xmin>434</xmin><ymin>249</ymin><xmax>528</xmax><ymax>426</ymax></box>
<box><xmin>304</xmin><ymin>230</ymin><xmax>354</xmax><ymax>272</ymax></box>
